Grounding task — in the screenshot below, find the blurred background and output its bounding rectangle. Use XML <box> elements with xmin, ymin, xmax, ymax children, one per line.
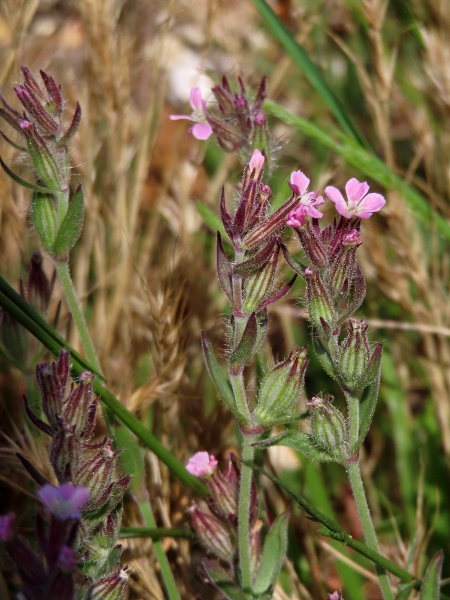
<box><xmin>0</xmin><ymin>1</ymin><xmax>449</xmax><ymax>598</ymax></box>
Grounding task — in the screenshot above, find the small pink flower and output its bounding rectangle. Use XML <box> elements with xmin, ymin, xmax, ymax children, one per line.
<box><xmin>325</xmin><ymin>178</ymin><xmax>385</xmax><ymax>219</ymax></box>
<box><xmin>287</xmin><ymin>205</ymin><xmax>308</xmax><ymax>228</ymax></box>
<box><xmin>170</xmin><ymin>87</ymin><xmax>213</xmax><ymax>140</ymax></box>
<box><xmin>288</xmin><ymin>170</ymin><xmax>325</xmax><ymax>219</ymax></box>
<box><xmin>342</xmin><ymin>229</ymin><xmax>361</xmax><ymax>246</ymax></box>
<box><xmin>186</xmin><ymin>451</ymin><xmax>218</xmax><ymax>478</ymax></box>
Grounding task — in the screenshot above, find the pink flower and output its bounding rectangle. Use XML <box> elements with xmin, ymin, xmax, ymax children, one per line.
<box><xmin>186</xmin><ymin>451</ymin><xmax>218</xmax><ymax>478</ymax></box>
<box><xmin>287</xmin><ymin>205</ymin><xmax>308</xmax><ymax>228</ymax></box>
<box><xmin>170</xmin><ymin>87</ymin><xmax>213</xmax><ymax>140</ymax></box>
<box><xmin>325</xmin><ymin>178</ymin><xmax>385</xmax><ymax>219</ymax></box>
<box><xmin>342</xmin><ymin>229</ymin><xmax>361</xmax><ymax>246</ymax></box>
<box><xmin>37</xmin><ymin>483</ymin><xmax>90</xmax><ymax>520</ymax></box>
<box><xmin>288</xmin><ymin>170</ymin><xmax>325</xmax><ymax>219</ymax></box>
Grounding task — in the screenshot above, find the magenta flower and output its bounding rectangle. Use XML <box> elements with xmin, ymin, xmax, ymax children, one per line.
<box><xmin>37</xmin><ymin>483</ymin><xmax>90</xmax><ymax>520</ymax></box>
<box><xmin>170</xmin><ymin>87</ymin><xmax>213</xmax><ymax>140</ymax></box>
<box><xmin>186</xmin><ymin>451</ymin><xmax>218</xmax><ymax>478</ymax></box>
<box><xmin>249</xmin><ymin>148</ymin><xmax>265</xmax><ymax>178</ymax></box>
<box><xmin>288</xmin><ymin>170</ymin><xmax>325</xmax><ymax>219</ymax></box>
<box><xmin>287</xmin><ymin>205</ymin><xmax>308</xmax><ymax>228</ymax></box>
<box><xmin>325</xmin><ymin>178</ymin><xmax>385</xmax><ymax>219</ymax></box>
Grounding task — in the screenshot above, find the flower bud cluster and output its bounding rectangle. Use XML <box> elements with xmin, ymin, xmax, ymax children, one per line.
<box><xmin>22</xmin><ymin>350</ymin><xmax>130</xmax><ymax>597</ymax></box>
<box><xmin>0</xmin><ymin>67</ymin><xmax>84</xmax><ymax>259</ymax></box>
<box><xmin>186</xmin><ymin>453</ymin><xmax>261</xmax><ymax>572</ymax></box>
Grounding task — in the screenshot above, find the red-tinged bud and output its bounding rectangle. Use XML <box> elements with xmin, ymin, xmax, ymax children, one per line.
<box><xmin>39</xmin><ymin>69</ymin><xmax>63</xmax><ymax>117</ymax></box>
<box><xmin>254</xmin><ymin>348</ymin><xmax>308</xmax><ymax>426</ymax></box>
<box><xmin>242</xmin><ymin>245</ymin><xmax>279</xmax><ymax>314</ymax></box>
<box><xmin>187</xmin><ymin>504</ymin><xmax>235</xmax><ymax>561</ymax></box>
<box><xmin>87</xmin><ymin>567</ymin><xmax>130</xmax><ymax>600</ymax></box>
<box><xmin>328</xmin><ymin>229</ymin><xmax>361</xmax><ymax>300</ymax></box>
<box><xmin>15</xmin><ymin>85</ymin><xmax>60</xmax><ymax>136</ymax></box>
<box><xmin>243</xmin><ymin>194</ymin><xmax>299</xmax><ymax>249</ymax></box>
<box><xmin>50</xmin><ymin>422</ymin><xmax>81</xmax><ymax>481</ymax></box>
<box><xmin>295</xmin><ymin>220</ymin><xmax>329</xmax><ymax>269</ymax></box>
<box><xmin>36</xmin><ymin>352</ymin><xmax>70</xmax><ymax>429</ymax></box>
<box><xmin>305</xmin><ymin>269</ymin><xmax>336</xmax><ymax>339</ymax></box>
<box><xmin>62</xmin><ymin>372</ymin><xmax>97</xmax><ymax>438</ymax></box>
<box><xmin>20</xmin><ymin>120</ymin><xmax>63</xmax><ymax>190</ymax></box>
<box><xmin>27</xmin><ymin>251</ymin><xmax>51</xmax><ymax>315</ymax></box>
<box><xmin>308</xmin><ymin>395</ymin><xmax>349</xmax><ymax>462</ymax></box>
<box><xmin>74</xmin><ymin>443</ymin><xmax>117</xmax><ymax>507</ymax></box>
<box><xmin>206</xmin><ymin>467</ymin><xmax>238</xmax><ymax>524</ymax></box>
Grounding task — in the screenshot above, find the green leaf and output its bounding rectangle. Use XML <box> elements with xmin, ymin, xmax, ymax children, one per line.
<box><xmin>0</xmin><ymin>275</ymin><xmax>208</xmax><ymax>498</ymax></box>
<box><xmin>252</xmin><ymin>0</ymin><xmax>367</xmax><ymax>147</ymax></box>
<box><xmin>201</xmin><ymin>331</ymin><xmax>238</xmax><ymax>416</ymax></box>
<box><xmin>0</xmin><ymin>155</ymin><xmax>60</xmax><ymax>194</ymax></box>
<box><xmin>265</xmin><ymin>100</ymin><xmax>450</xmax><ymax>241</ymax></box>
<box><xmin>195</xmin><ymin>199</ymin><xmax>227</xmax><ymax>239</ymax></box>
<box><xmin>52</xmin><ymin>184</ymin><xmax>85</xmax><ymax>257</ymax></box>
<box><xmin>252</xmin><ymin>512</ymin><xmax>289</xmax><ymax>595</ymax></box>
<box><xmin>356</xmin><ymin>357</ymin><xmax>381</xmax><ymax>448</ymax></box>
<box><xmin>420</xmin><ymin>551</ymin><xmax>443</xmax><ymax>600</ymax></box>
<box><xmin>312</xmin><ymin>334</ymin><xmax>340</xmax><ymax>380</ymax></box>
<box><xmin>259</xmin><ymin>430</ymin><xmax>336</xmax><ymax>462</ymax></box>
<box><xmin>230</xmin><ymin>313</ymin><xmax>258</xmax><ymax>375</ymax></box>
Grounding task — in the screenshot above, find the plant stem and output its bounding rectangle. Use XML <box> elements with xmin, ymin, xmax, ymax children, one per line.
<box><xmin>238</xmin><ymin>433</ymin><xmax>255</xmax><ymax>591</ymax></box>
<box><xmin>346</xmin><ymin>391</ymin><xmax>394</xmax><ymax>600</ymax></box>
<box><xmin>55</xmin><ymin>260</ymin><xmax>102</xmax><ymax>376</ymax></box>
<box><xmin>138</xmin><ymin>498</ymin><xmax>181</xmax><ymax>600</ymax></box>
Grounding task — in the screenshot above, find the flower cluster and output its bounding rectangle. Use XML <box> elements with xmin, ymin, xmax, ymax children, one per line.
<box><xmin>20</xmin><ymin>350</ymin><xmax>130</xmax><ymax>598</ymax></box>
<box><xmin>0</xmin><ymin>67</ymin><xmax>84</xmax><ymax>259</ymax></box>
<box><xmin>170</xmin><ymin>76</ymin><xmax>273</xmax><ymax>164</ymax></box>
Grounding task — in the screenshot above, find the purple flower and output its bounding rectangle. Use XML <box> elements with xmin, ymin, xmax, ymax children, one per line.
<box><xmin>288</xmin><ymin>171</ymin><xmax>325</xmax><ymax>219</ymax></box>
<box><xmin>170</xmin><ymin>87</ymin><xmax>213</xmax><ymax>140</ymax></box>
<box><xmin>287</xmin><ymin>205</ymin><xmax>308</xmax><ymax>229</ymax></box>
<box><xmin>186</xmin><ymin>452</ymin><xmax>218</xmax><ymax>478</ymax></box>
<box><xmin>325</xmin><ymin>178</ymin><xmax>386</xmax><ymax>219</ymax></box>
<box><xmin>37</xmin><ymin>483</ymin><xmax>90</xmax><ymax>520</ymax></box>
<box><xmin>0</xmin><ymin>513</ymin><xmax>15</xmax><ymax>541</ymax></box>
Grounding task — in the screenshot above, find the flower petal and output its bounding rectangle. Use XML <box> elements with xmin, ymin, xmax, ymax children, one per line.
<box><xmin>192</xmin><ymin>121</ymin><xmax>213</xmax><ymax>140</ymax></box>
<box><xmin>169</xmin><ymin>114</ymin><xmax>190</xmax><ymax>121</ymax></box>
<box><xmin>325</xmin><ymin>186</ymin><xmax>350</xmax><ymax>217</ymax></box>
<box><xmin>190</xmin><ymin>87</ymin><xmax>204</xmax><ymax>112</ymax></box>
<box><xmin>307</xmin><ymin>206</ymin><xmax>324</xmax><ymax>219</ymax></box>
<box><xmin>290</xmin><ymin>170</ymin><xmax>310</xmax><ymax>195</ymax></box>
<box><xmin>358</xmin><ymin>192</ymin><xmax>386</xmax><ymax>214</ymax></box>
<box><xmin>345</xmin><ymin>178</ymin><xmax>369</xmax><ymax>202</ymax></box>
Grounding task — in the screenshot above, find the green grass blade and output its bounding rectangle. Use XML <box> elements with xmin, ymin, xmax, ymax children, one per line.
<box><xmin>119</xmin><ymin>527</ymin><xmax>195</xmax><ymax>540</ymax></box>
<box><xmin>252</xmin><ymin>0</ymin><xmax>367</xmax><ymax>147</ymax></box>
<box><xmin>265</xmin><ymin>100</ymin><xmax>450</xmax><ymax>241</ymax></box>
<box><xmin>0</xmin><ymin>275</ymin><xmax>208</xmax><ymax>497</ymax></box>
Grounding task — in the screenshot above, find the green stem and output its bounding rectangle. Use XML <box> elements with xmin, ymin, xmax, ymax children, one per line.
<box><xmin>138</xmin><ymin>498</ymin><xmax>181</xmax><ymax>600</ymax></box>
<box><xmin>346</xmin><ymin>392</ymin><xmax>394</xmax><ymax>600</ymax></box>
<box><xmin>54</xmin><ymin>260</ymin><xmax>102</xmax><ymax>376</ymax></box>
<box><xmin>238</xmin><ymin>434</ymin><xmax>255</xmax><ymax>591</ymax></box>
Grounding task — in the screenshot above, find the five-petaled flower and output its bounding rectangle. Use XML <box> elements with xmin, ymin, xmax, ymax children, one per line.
<box><xmin>37</xmin><ymin>483</ymin><xmax>90</xmax><ymax>520</ymax></box>
<box><xmin>170</xmin><ymin>87</ymin><xmax>213</xmax><ymax>140</ymax></box>
<box><xmin>288</xmin><ymin>170</ymin><xmax>325</xmax><ymax>220</ymax></box>
<box><xmin>325</xmin><ymin>178</ymin><xmax>385</xmax><ymax>219</ymax></box>
<box><xmin>186</xmin><ymin>451</ymin><xmax>218</xmax><ymax>478</ymax></box>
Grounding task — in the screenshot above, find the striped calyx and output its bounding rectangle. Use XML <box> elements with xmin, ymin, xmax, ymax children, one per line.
<box><xmin>254</xmin><ymin>348</ymin><xmax>308</xmax><ymax>426</ymax></box>
<box><xmin>308</xmin><ymin>395</ymin><xmax>348</xmax><ymax>462</ymax></box>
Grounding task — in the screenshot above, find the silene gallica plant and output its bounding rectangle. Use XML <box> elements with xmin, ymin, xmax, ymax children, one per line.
<box><xmin>174</xmin><ymin>78</ymin><xmax>443</xmax><ymax>600</ymax></box>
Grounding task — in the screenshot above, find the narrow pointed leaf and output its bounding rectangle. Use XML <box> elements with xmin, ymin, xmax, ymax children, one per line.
<box><xmin>257</xmin><ymin>273</ymin><xmax>297</xmax><ymax>310</ymax></box>
<box><xmin>201</xmin><ymin>559</ymin><xmax>253</xmax><ymax>600</ymax></box>
<box><xmin>58</xmin><ymin>101</ymin><xmax>81</xmax><ymax>145</ymax></box>
<box><xmin>312</xmin><ymin>333</ymin><xmax>340</xmax><ymax>380</ymax></box>
<box><xmin>252</xmin><ymin>512</ymin><xmax>289</xmax><ymax>595</ymax></box>
<box><xmin>201</xmin><ymin>331</ymin><xmax>238</xmax><ymax>415</ymax></box>
<box><xmin>17</xmin><ymin>453</ymin><xmax>50</xmax><ymax>486</ymax></box>
<box><xmin>0</xmin><ymin>131</ymin><xmax>27</xmax><ymax>151</ymax></box>
<box><xmin>220</xmin><ymin>186</ymin><xmax>235</xmax><ymax>243</ymax></box>
<box><xmin>216</xmin><ymin>232</ymin><xmax>233</xmax><ymax>302</ymax></box>
<box><xmin>420</xmin><ymin>551</ymin><xmax>443</xmax><ymax>600</ymax></box>
<box><xmin>230</xmin><ymin>313</ymin><xmax>258</xmax><ymax>375</ymax></box>
<box><xmin>280</xmin><ymin>243</ymin><xmax>306</xmax><ymax>276</ymax></box>
<box><xmin>52</xmin><ymin>185</ymin><xmax>85</xmax><ymax>258</ymax></box>
<box><xmin>233</xmin><ymin>240</ymin><xmax>276</xmax><ymax>275</ymax></box>
<box><xmin>259</xmin><ymin>430</ymin><xmax>336</xmax><ymax>462</ymax></box>
<box><xmin>0</xmin><ymin>156</ymin><xmax>60</xmax><ymax>194</ymax></box>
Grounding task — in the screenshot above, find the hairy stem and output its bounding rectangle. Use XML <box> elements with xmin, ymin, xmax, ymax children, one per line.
<box><xmin>346</xmin><ymin>392</ymin><xmax>394</xmax><ymax>600</ymax></box>
<box><xmin>55</xmin><ymin>260</ymin><xmax>102</xmax><ymax>376</ymax></box>
<box><xmin>238</xmin><ymin>434</ymin><xmax>255</xmax><ymax>591</ymax></box>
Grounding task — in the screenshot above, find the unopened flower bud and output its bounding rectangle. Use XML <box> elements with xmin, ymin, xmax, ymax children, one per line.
<box><xmin>188</xmin><ymin>504</ymin><xmax>235</xmax><ymax>561</ymax></box>
<box><xmin>20</xmin><ymin>120</ymin><xmax>64</xmax><ymax>190</ymax></box>
<box><xmin>305</xmin><ymin>269</ymin><xmax>337</xmax><ymax>338</ymax></box>
<box><xmin>186</xmin><ymin>452</ymin><xmax>218</xmax><ymax>478</ymax></box>
<box><xmin>308</xmin><ymin>395</ymin><xmax>348</xmax><ymax>461</ymax></box>
<box><xmin>36</xmin><ymin>351</ymin><xmax>70</xmax><ymax>429</ymax></box>
<box><xmin>87</xmin><ymin>567</ymin><xmax>130</xmax><ymax>600</ymax></box>
<box><xmin>74</xmin><ymin>443</ymin><xmax>117</xmax><ymax>507</ymax></box>
<box><xmin>62</xmin><ymin>372</ymin><xmax>97</xmax><ymax>438</ymax></box>
<box><xmin>328</xmin><ymin>229</ymin><xmax>361</xmax><ymax>299</ymax></box>
<box><xmin>243</xmin><ymin>245</ymin><xmax>279</xmax><ymax>313</ymax></box>
<box><xmin>27</xmin><ymin>251</ymin><xmax>51</xmax><ymax>315</ymax></box>
<box><xmin>50</xmin><ymin>422</ymin><xmax>82</xmax><ymax>480</ymax></box>
<box><xmin>254</xmin><ymin>348</ymin><xmax>308</xmax><ymax>426</ymax></box>
<box><xmin>339</xmin><ymin>318</ymin><xmax>369</xmax><ymax>388</ymax></box>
